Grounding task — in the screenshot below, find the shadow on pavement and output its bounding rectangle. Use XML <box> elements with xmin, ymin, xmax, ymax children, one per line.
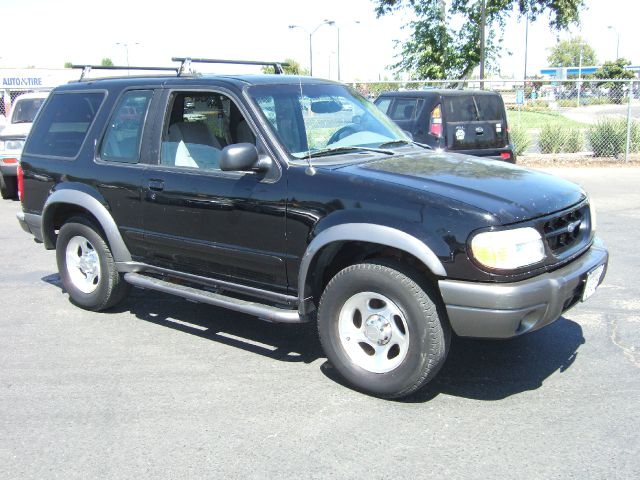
<box><xmin>401</xmin><ymin>317</ymin><xmax>585</xmax><ymax>403</ymax></box>
<box><xmin>122</xmin><ymin>287</ymin><xmax>323</xmax><ymax>364</ymax></box>
<box><xmin>42</xmin><ymin>275</ymin><xmax>585</xmax><ymax>400</ymax></box>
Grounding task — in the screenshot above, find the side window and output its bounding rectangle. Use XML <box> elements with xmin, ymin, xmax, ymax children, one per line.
<box><xmin>160</xmin><ymin>91</ymin><xmax>255</xmax><ymax>171</ymax></box>
<box><xmin>100</xmin><ymin>90</ymin><xmax>153</xmax><ymax>163</ymax></box>
<box><xmin>24</xmin><ymin>92</ymin><xmax>105</xmax><ymax>158</ymax></box>
<box><xmin>374</xmin><ymin>97</ymin><xmax>391</xmax><ymax>115</ymax></box>
<box><xmin>388</xmin><ymin>98</ymin><xmax>419</xmax><ymax>121</ymax></box>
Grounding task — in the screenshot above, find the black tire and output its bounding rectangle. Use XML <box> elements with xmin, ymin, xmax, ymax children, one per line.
<box><xmin>0</xmin><ymin>174</ymin><xmax>17</xmax><ymax>200</ymax></box>
<box><xmin>56</xmin><ymin>216</ymin><xmax>130</xmax><ymax>311</ymax></box>
<box><xmin>317</xmin><ymin>262</ymin><xmax>450</xmax><ymax>398</ymax></box>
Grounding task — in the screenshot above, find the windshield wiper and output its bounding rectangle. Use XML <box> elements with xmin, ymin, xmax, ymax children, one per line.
<box><xmin>378</xmin><ymin>139</ymin><xmax>433</xmax><ymax>150</ymax></box>
<box><xmin>307</xmin><ymin>146</ymin><xmax>395</xmax><ymax>158</ymax></box>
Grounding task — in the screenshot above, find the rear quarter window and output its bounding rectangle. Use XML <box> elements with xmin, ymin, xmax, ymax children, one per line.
<box><xmin>387</xmin><ymin>98</ymin><xmax>423</xmax><ymax>121</ymax></box>
<box><xmin>24</xmin><ymin>91</ymin><xmax>105</xmax><ymax>158</ymax></box>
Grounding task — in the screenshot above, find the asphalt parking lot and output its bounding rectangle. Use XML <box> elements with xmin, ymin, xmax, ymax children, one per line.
<box><xmin>1</xmin><ymin>167</ymin><xmax>638</xmax><ymax>479</ymax></box>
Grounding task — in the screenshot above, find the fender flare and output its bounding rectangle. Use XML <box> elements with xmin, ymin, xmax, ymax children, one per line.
<box><xmin>297</xmin><ymin>223</ymin><xmax>446</xmax><ymax>308</ymax></box>
<box><xmin>43</xmin><ymin>189</ymin><xmax>132</xmax><ymax>263</ymax></box>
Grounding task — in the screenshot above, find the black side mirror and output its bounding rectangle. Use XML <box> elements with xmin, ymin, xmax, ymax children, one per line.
<box><xmin>220</xmin><ymin>143</ymin><xmax>259</xmax><ymax>171</ymax></box>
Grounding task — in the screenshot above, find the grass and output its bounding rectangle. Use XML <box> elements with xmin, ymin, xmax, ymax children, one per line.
<box><xmin>507</xmin><ymin>110</ymin><xmax>588</xmax><ymax>130</ymax></box>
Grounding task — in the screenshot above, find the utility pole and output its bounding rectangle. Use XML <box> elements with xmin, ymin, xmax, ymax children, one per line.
<box><xmin>479</xmin><ymin>0</ymin><xmax>486</xmax><ymax>89</ymax></box>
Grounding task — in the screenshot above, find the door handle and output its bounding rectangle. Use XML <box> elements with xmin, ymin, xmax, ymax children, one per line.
<box><xmin>147</xmin><ymin>179</ymin><xmax>165</xmax><ymax>191</ymax></box>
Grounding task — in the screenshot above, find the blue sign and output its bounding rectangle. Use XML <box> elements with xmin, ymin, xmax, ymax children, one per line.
<box><xmin>516</xmin><ymin>89</ymin><xmax>524</xmax><ymax>105</ymax></box>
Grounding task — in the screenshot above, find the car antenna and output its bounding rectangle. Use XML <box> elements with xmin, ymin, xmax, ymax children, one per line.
<box><xmin>299</xmin><ymin>77</ymin><xmax>316</xmax><ymax>176</ymax></box>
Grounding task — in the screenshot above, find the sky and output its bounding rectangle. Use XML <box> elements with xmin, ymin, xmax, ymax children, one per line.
<box><xmin>1</xmin><ymin>0</ymin><xmax>638</xmax><ymax>81</ymax></box>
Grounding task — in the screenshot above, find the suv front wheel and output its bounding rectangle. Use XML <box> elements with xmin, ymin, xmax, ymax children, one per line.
<box><xmin>317</xmin><ymin>262</ymin><xmax>450</xmax><ymax>398</ymax></box>
<box><xmin>56</xmin><ymin>217</ymin><xmax>129</xmax><ymax>311</ymax></box>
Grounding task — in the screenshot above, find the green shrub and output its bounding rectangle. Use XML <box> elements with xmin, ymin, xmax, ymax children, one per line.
<box><xmin>588</xmin><ymin>118</ymin><xmax>640</xmax><ymax>157</ymax></box>
<box><xmin>564</xmin><ymin>128</ymin><xmax>584</xmax><ymax>153</ymax></box>
<box><xmin>538</xmin><ymin>125</ymin><xmax>586</xmax><ymax>153</ymax></box>
<box><xmin>509</xmin><ymin>124</ymin><xmax>531</xmax><ymax>156</ymax></box>
<box><xmin>539</xmin><ymin>124</ymin><xmax>564</xmax><ymax>153</ymax></box>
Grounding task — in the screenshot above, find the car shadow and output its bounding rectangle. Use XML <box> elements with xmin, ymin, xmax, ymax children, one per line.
<box><xmin>42</xmin><ymin>275</ymin><xmax>585</xmax><ymax>400</ymax></box>
<box><xmin>400</xmin><ymin>317</ymin><xmax>585</xmax><ymax>402</ymax></box>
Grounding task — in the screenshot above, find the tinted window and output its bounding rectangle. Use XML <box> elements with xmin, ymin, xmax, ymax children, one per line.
<box><xmin>24</xmin><ymin>92</ymin><xmax>104</xmax><ymax>158</ymax></box>
<box><xmin>100</xmin><ymin>90</ymin><xmax>152</xmax><ymax>163</ymax></box>
<box><xmin>374</xmin><ymin>97</ymin><xmax>391</xmax><ymax>114</ymax></box>
<box><xmin>388</xmin><ymin>98</ymin><xmax>421</xmax><ymax>121</ymax></box>
<box><xmin>444</xmin><ymin>95</ymin><xmax>504</xmax><ymax>122</ymax></box>
<box><xmin>11</xmin><ymin>98</ymin><xmax>46</xmax><ymax>124</ymax></box>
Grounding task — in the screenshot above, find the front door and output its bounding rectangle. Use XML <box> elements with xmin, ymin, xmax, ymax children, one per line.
<box><xmin>140</xmin><ymin>89</ymin><xmax>289</xmax><ymax>292</ymax></box>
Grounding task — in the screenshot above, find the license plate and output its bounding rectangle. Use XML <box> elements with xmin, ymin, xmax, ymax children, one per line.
<box><xmin>582</xmin><ymin>264</ymin><xmax>605</xmax><ymax>301</ymax></box>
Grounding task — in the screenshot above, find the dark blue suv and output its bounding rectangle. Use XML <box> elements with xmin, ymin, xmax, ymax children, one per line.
<box><xmin>375</xmin><ymin>89</ymin><xmax>515</xmax><ymax>162</ymax></box>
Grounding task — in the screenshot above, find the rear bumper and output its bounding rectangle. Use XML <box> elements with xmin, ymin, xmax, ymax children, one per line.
<box><xmin>16</xmin><ymin>211</ymin><xmax>43</xmax><ymax>242</ymax></box>
<box><xmin>455</xmin><ymin>146</ymin><xmax>514</xmax><ymax>163</ymax></box>
<box><xmin>438</xmin><ymin>239</ymin><xmax>608</xmax><ymax>339</ymax></box>
<box><xmin>0</xmin><ymin>157</ymin><xmax>18</xmax><ymax>176</ymax></box>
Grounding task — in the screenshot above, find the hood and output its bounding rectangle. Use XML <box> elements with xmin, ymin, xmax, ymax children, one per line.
<box><xmin>338</xmin><ymin>151</ymin><xmax>586</xmax><ymax>224</ymax></box>
<box><xmin>0</xmin><ymin>122</ymin><xmax>32</xmax><ymax>139</ymax></box>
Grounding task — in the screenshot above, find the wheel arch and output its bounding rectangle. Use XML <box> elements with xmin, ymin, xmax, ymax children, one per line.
<box><xmin>42</xmin><ymin>189</ymin><xmax>132</xmax><ymax>263</ymax></box>
<box><xmin>297</xmin><ymin>223</ymin><xmax>446</xmax><ymax>314</ymax></box>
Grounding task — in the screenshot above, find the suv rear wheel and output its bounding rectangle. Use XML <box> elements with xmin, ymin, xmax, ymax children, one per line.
<box><xmin>56</xmin><ymin>217</ymin><xmax>129</xmax><ymax>311</ymax></box>
<box><xmin>317</xmin><ymin>262</ymin><xmax>450</xmax><ymax>398</ymax></box>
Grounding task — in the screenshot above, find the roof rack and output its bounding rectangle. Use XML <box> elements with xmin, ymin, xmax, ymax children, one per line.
<box><xmin>171</xmin><ymin>57</ymin><xmax>290</xmax><ymax>76</ymax></box>
<box><xmin>70</xmin><ymin>64</ymin><xmax>179</xmax><ymax>80</ymax></box>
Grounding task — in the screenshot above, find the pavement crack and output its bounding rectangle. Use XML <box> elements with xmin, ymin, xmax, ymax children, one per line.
<box><xmin>608</xmin><ymin>314</ymin><xmax>640</xmax><ymax>368</ymax></box>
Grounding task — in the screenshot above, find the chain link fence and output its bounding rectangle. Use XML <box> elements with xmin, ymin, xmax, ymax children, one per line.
<box><xmin>352</xmin><ymin>78</ymin><xmax>640</xmax><ymax>163</ymax></box>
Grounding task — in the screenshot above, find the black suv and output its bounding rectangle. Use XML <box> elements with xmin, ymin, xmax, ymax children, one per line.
<box><xmin>375</xmin><ymin>89</ymin><xmax>515</xmax><ymax>162</ymax></box>
<box><xmin>16</xmin><ymin>59</ymin><xmax>607</xmax><ymax>398</ymax></box>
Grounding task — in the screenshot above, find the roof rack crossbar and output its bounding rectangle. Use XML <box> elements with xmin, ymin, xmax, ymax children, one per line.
<box><xmin>70</xmin><ymin>65</ymin><xmax>180</xmax><ymax>80</ymax></box>
<box><xmin>172</xmin><ymin>57</ymin><xmax>290</xmax><ymax>75</ymax></box>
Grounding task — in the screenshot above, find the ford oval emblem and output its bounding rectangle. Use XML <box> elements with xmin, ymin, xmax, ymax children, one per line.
<box><xmin>475</xmin><ymin>126</ymin><xmax>484</xmax><ymax>134</ymax></box>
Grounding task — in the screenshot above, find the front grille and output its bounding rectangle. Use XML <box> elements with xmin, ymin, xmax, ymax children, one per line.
<box><xmin>542</xmin><ymin>204</ymin><xmax>590</xmax><ymax>257</ymax></box>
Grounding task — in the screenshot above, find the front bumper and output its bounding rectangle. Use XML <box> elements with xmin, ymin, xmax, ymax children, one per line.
<box><xmin>438</xmin><ymin>239</ymin><xmax>608</xmax><ymax>339</ymax></box>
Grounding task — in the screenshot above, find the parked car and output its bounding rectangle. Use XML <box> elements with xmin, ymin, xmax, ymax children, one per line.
<box><xmin>0</xmin><ymin>91</ymin><xmax>49</xmax><ymax>198</ymax></box>
<box><xmin>374</xmin><ymin>89</ymin><xmax>515</xmax><ymax>162</ymax></box>
<box><xmin>16</xmin><ymin>62</ymin><xmax>607</xmax><ymax>398</ymax></box>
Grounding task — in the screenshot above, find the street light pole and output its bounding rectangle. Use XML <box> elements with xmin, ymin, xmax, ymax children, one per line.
<box><xmin>577</xmin><ymin>42</ymin><xmax>584</xmax><ymax>108</ymax></box>
<box><xmin>607</xmin><ymin>25</ymin><xmax>620</xmax><ymax>59</ymax></box>
<box><xmin>326</xmin><ymin>21</ymin><xmax>360</xmax><ymax>82</ymax></box>
<box><xmin>115</xmin><ymin>42</ymin><xmax>139</xmax><ymax>72</ymax></box>
<box><xmin>479</xmin><ymin>0</ymin><xmax>486</xmax><ymax>89</ymax></box>
<box><xmin>289</xmin><ymin>21</ymin><xmax>333</xmax><ymax>77</ymax></box>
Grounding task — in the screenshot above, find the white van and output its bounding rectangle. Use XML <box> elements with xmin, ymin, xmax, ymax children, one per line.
<box><xmin>0</xmin><ymin>91</ymin><xmax>49</xmax><ymax>198</ymax></box>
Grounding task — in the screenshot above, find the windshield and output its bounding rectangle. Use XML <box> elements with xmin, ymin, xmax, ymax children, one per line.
<box><xmin>11</xmin><ymin>98</ymin><xmax>46</xmax><ymax>124</ymax></box>
<box><xmin>248</xmin><ymin>83</ymin><xmax>408</xmax><ymax>159</ymax></box>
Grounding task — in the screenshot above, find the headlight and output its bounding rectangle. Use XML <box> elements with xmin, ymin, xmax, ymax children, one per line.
<box><xmin>470</xmin><ymin>227</ymin><xmax>545</xmax><ymax>270</ymax></box>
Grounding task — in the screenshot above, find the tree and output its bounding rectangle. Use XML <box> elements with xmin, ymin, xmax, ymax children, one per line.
<box><xmin>101</xmin><ymin>58</ymin><xmax>114</xmax><ymax>67</ymax></box>
<box><xmin>595</xmin><ymin>58</ymin><xmax>635</xmax><ymax>82</ymax></box>
<box><xmin>547</xmin><ymin>37</ymin><xmax>597</xmax><ymax>69</ymax></box>
<box><xmin>261</xmin><ymin>58</ymin><xmax>309</xmax><ymax>75</ymax></box>
<box><xmin>595</xmin><ymin>58</ymin><xmax>635</xmax><ymax>104</ymax></box>
<box><xmin>374</xmin><ymin>0</ymin><xmax>585</xmax><ymax>80</ymax></box>
<box><xmin>64</xmin><ymin>61</ymin><xmax>73</xmax><ymax>68</ymax></box>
